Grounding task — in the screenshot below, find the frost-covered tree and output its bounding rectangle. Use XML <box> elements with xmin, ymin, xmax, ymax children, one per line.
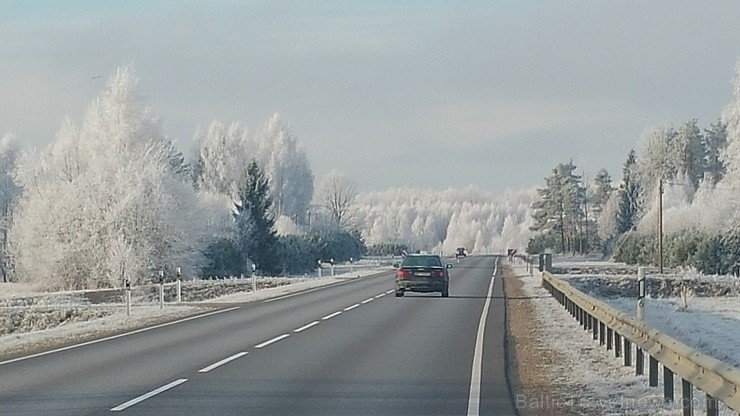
<box><xmin>254</xmin><ymin>114</ymin><xmax>313</xmax><ymax>224</ymax></box>
<box><xmin>703</xmin><ymin>119</ymin><xmax>727</xmax><ymax>184</ymax></box>
<box><xmin>590</xmin><ymin>169</ymin><xmax>613</xmax><ymax>221</ymax></box>
<box><xmin>7</xmin><ymin>67</ymin><xmax>215</xmax><ymax>290</ymax></box>
<box><xmin>616</xmin><ymin>149</ymin><xmax>641</xmax><ymax>235</ymax></box>
<box><xmin>193</xmin><ymin>121</ymin><xmax>251</xmax><ymax>199</ymax></box>
<box><xmin>318</xmin><ymin>169</ymin><xmax>358</xmax><ymax>229</ymax></box>
<box><xmin>356</xmin><ymin>186</ymin><xmax>535</xmax><ymax>255</ymax></box>
<box><xmin>0</xmin><ymin>134</ymin><xmax>22</xmax><ymax>282</ymax></box>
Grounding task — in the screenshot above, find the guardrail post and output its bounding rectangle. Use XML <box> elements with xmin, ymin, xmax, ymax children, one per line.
<box><xmin>649</xmin><ymin>356</ymin><xmax>659</xmax><ymax>386</ymax></box>
<box><xmin>681</xmin><ymin>379</ymin><xmax>692</xmax><ymax>416</ymax></box>
<box><xmin>606</xmin><ymin>327</ymin><xmax>613</xmax><ymax>351</ymax></box>
<box><xmin>706</xmin><ymin>394</ymin><xmax>718</xmax><ymax>416</ymax></box>
<box><xmin>586</xmin><ymin>313</ymin><xmax>592</xmax><ymax>331</ymax></box>
<box><xmin>582</xmin><ymin>312</ymin><xmax>589</xmax><ymax>331</ymax></box>
<box><xmin>599</xmin><ymin>322</ymin><xmax>606</xmax><ymax>346</ymax></box>
<box><xmin>592</xmin><ymin>318</ymin><xmax>599</xmax><ymax>341</ymax></box>
<box><xmin>636</xmin><ymin>347</ymin><xmax>644</xmax><ymax>375</ymax></box>
<box><xmin>624</xmin><ymin>338</ymin><xmax>632</xmax><ymax>366</ymax></box>
<box><xmin>664</xmin><ymin>366</ymin><xmax>674</xmax><ymax>403</ymax></box>
<box><xmin>614</xmin><ymin>332</ymin><xmax>622</xmax><ymax>357</ymax></box>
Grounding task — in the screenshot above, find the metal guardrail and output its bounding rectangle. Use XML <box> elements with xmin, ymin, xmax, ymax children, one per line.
<box><xmin>540</xmin><ymin>270</ymin><xmax>740</xmax><ymax>416</ymax></box>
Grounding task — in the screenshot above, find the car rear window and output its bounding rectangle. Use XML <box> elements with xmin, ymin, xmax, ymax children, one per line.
<box><xmin>402</xmin><ymin>256</ymin><xmax>442</xmax><ymax>268</ymax></box>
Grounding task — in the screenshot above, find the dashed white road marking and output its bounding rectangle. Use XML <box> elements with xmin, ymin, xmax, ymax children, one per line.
<box><xmin>385</xmin><ymin>289</ymin><xmax>394</xmax><ymax>294</ymax></box>
<box><xmin>374</xmin><ymin>293</ymin><xmax>386</xmax><ymax>299</ymax></box>
<box><xmin>1</xmin><ymin>307</ymin><xmax>241</xmax><ymax>367</ymax></box>
<box><xmin>343</xmin><ymin>303</ymin><xmax>360</xmax><ymax>311</ymax></box>
<box><xmin>111</xmin><ymin>378</ymin><xmax>188</xmax><ymax>412</ymax></box>
<box><xmin>255</xmin><ymin>334</ymin><xmax>290</xmax><ymax>349</ymax></box>
<box><xmin>294</xmin><ymin>321</ymin><xmax>320</xmax><ymax>333</ymax></box>
<box><xmin>321</xmin><ymin>311</ymin><xmax>342</xmax><ymax>320</ymax></box>
<box><xmin>361</xmin><ymin>298</ymin><xmax>374</xmax><ymax>304</ymax></box>
<box><xmin>198</xmin><ymin>352</ymin><xmax>248</xmax><ymax>373</ymax></box>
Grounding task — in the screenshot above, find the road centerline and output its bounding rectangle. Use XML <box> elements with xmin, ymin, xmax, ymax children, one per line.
<box><xmin>255</xmin><ymin>334</ymin><xmax>290</xmax><ymax>349</ymax></box>
<box><xmin>198</xmin><ymin>352</ymin><xmax>248</xmax><ymax>373</ymax></box>
<box><xmin>321</xmin><ymin>311</ymin><xmax>343</xmax><ymax>320</ymax></box>
<box><xmin>343</xmin><ymin>303</ymin><xmax>360</xmax><ymax>311</ymax></box>
<box><xmin>294</xmin><ymin>321</ymin><xmax>320</xmax><ymax>333</ymax></box>
<box><xmin>111</xmin><ymin>378</ymin><xmax>188</xmax><ymax>412</ymax></box>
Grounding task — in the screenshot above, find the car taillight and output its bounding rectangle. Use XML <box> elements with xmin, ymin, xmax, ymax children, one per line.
<box><xmin>433</xmin><ymin>270</ymin><xmax>445</xmax><ymax>278</ymax></box>
<box><xmin>396</xmin><ymin>269</ymin><xmax>411</xmax><ymax>279</ymax></box>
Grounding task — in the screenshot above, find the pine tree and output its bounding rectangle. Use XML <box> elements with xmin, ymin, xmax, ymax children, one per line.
<box><xmin>235</xmin><ymin>160</ymin><xmax>279</xmax><ymax>275</ymax></box>
<box><xmin>703</xmin><ymin>119</ymin><xmax>728</xmax><ymax>184</ymax></box>
<box><xmin>616</xmin><ymin>150</ymin><xmax>641</xmax><ymax>235</ymax></box>
<box><xmin>591</xmin><ymin>168</ymin><xmax>613</xmax><ymax>220</ymax></box>
<box><xmin>530</xmin><ymin>161</ymin><xmax>585</xmax><ymax>253</ymax></box>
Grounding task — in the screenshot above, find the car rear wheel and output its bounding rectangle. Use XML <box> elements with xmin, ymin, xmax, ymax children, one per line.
<box><xmin>441</xmin><ymin>288</ymin><xmax>449</xmax><ymax>297</ymax></box>
<box><xmin>395</xmin><ymin>290</ymin><xmax>404</xmax><ymax>297</ymax></box>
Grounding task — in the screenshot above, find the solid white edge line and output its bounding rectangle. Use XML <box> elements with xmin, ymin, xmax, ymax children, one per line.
<box><xmin>361</xmin><ymin>298</ymin><xmax>374</xmax><ymax>304</ymax></box>
<box><xmin>343</xmin><ymin>303</ymin><xmax>360</xmax><ymax>311</ymax></box>
<box><xmin>111</xmin><ymin>378</ymin><xmax>188</xmax><ymax>412</ymax></box>
<box><xmin>466</xmin><ymin>272</ymin><xmax>497</xmax><ymax>416</ymax></box>
<box><xmin>198</xmin><ymin>352</ymin><xmax>248</xmax><ymax>373</ymax></box>
<box><xmin>321</xmin><ymin>311</ymin><xmax>342</xmax><ymax>320</ymax></box>
<box><xmin>255</xmin><ymin>334</ymin><xmax>290</xmax><ymax>349</ymax></box>
<box><xmin>294</xmin><ymin>321</ymin><xmax>320</xmax><ymax>333</ymax></box>
<box><xmin>0</xmin><ymin>306</ymin><xmax>241</xmax><ymax>367</ymax></box>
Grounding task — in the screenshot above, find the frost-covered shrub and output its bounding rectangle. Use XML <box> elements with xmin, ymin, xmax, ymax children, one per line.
<box><xmin>613</xmin><ymin>232</ymin><xmax>656</xmax><ymax>265</ymax></box>
<box><xmin>664</xmin><ymin>228</ymin><xmax>706</xmax><ymax>268</ymax></box>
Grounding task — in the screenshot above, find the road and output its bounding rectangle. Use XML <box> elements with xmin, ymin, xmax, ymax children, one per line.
<box><xmin>0</xmin><ymin>255</ymin><xmax>516</xmax><ymax>415</ymax></box>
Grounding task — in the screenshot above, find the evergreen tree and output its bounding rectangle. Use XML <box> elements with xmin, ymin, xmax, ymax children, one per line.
<box><xmin>616</xmin><ymin>149</ymin><xmax>640</xmax><ymax>235</ymax></box>
<box><xmin>530</xmin><ymin>161</ymin><xmax>586</xmax><ymax>253</ymax></box>
<box><xmin>235</xmin><ymin>160</ymin><xmax>279</xmax><ymax>275</ymax></box>
<box><xmin>703</xmin><ymin>119</ymin><xmax>728</xmax><ymax>184</ymax></box>
<box><xmin>591</xmin><ymin>168</ymin><xmax>613</xmax><ymax>220</ymax></box>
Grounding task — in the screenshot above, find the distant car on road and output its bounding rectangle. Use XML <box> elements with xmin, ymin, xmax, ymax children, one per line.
<box><xmin>395</xmin><ymin>254</ymin><xmax>451</xmax><ymax>297</ymax></box>
<box><xmin>455</xmin><ymin>247</ymin><xmax>467</xmax><ymax>258</ymax></box>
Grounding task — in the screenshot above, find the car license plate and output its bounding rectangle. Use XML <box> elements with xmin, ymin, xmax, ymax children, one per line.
<box><xmin>415</xmin><ymin>272</ymin><xmax>431</xmax><ymax>276</ymax></box>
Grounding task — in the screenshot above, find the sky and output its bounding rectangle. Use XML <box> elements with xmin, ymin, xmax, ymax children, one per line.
<box><xmin>2</xmin><ymin>1</ymin><xmax>740</xmax><ymax>194</ymax></box>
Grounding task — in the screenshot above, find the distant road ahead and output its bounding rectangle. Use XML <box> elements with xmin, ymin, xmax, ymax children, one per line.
<box><xmin>0</xmin><ymin>256</ymin><xmax>516</xmax><ymax>415</ymax></box>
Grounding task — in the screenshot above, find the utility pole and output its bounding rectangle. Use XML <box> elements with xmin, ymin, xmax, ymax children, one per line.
<box><xmin>658</xmin><ymin>178</ymin><xmax>664</xmax><ymax>274</ymax></box>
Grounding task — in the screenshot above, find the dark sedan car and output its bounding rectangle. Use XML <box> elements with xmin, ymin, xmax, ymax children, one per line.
<box><xmin>395</xmin><ymin>254</ymin><xmax>451</xmax><ymax>297</ymax></box>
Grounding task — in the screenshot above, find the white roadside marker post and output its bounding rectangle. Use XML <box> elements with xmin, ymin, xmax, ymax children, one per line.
<box><xmin>125</xmin><ymin>278</ymin><xmax>131</xmax><ymax>317</ymax></box>
<box><xmin>251</xmin><ymin>263</ymin><xmax>257</xmax><ymax>292</ymax></box>
<box><xmin>159</xmin><ymin>270</ymin><xmax>165</xmax><ymax>310</ymax></box>
<box><xmin>176</xmin><ymin>267</ymin><xmax>182</xmax><ymax>303</ymax></box>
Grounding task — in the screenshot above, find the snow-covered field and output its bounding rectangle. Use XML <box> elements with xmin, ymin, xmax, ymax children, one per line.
<box><xmin>516</xmin><ymin>257</ymin><xmax>737</xmax><ymax>415</ymax></box>
<box><xmin>552</xmin><ymin>258</ymin><xmax>740</xmax><ymax>368</ymax></box>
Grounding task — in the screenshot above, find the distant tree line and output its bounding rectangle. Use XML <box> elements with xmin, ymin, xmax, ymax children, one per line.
<box><xmin>527</xmin><ymin>85</ymin><xmax>740</xmax><ymax>276</ymax></box>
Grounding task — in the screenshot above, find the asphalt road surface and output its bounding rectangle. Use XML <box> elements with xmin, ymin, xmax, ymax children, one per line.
<box><xmin>0</xmin><ymin>255</ymin><xmax>516</xmax><ymax>415</ymax></box>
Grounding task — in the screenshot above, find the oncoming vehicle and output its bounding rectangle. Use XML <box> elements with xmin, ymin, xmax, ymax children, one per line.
<box><xmin>455</xmin><ymin>247</ymin><xmax>467</xmax><ymax>258</ymax></box>
<box><xmin>395</xmin><ymin>254</ymin><xmax>451</xmax><ymax>297</ymax></box>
